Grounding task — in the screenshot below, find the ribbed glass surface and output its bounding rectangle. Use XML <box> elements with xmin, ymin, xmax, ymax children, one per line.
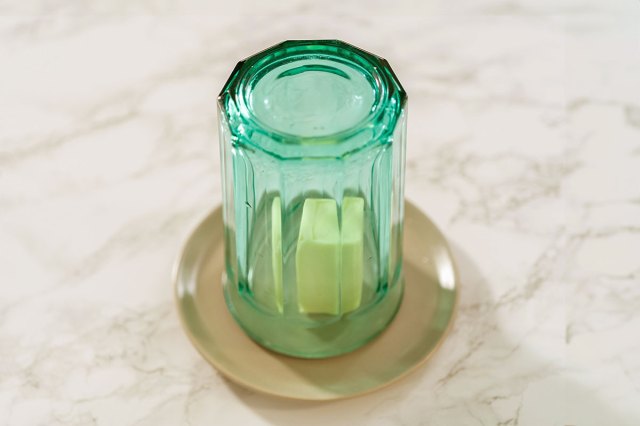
<box><xmin>218</xmin><ymin>40</ymin><xmax>407</xmax><ymax>358</ymax></box>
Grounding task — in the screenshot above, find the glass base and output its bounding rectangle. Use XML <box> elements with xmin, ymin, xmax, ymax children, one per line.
<box><xmin>223</xmin><ymin>275</ymin><xmax>404</xmax><ymax>358</ymax></box>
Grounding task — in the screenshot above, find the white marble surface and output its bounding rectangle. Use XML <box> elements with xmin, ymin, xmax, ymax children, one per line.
<box><xmin>1</xmin><ymin>2</ymin><xmax>640</xmax><ymax>425</ymax></box>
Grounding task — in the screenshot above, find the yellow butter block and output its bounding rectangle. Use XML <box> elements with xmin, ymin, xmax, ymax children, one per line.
<box><xmin>340</xmin><ymin>197</ymin><xmax>364</xmax><ymax>313</ymax></box>
<box><xmin>295</xmin><ymin>198</ymin><xmax>340</xmax><ymax>315</ymax></box>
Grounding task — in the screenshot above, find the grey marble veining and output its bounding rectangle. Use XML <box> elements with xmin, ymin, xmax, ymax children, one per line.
<box><xmin>1</xmin><ymin>3</ymin><xmax>639</xmax><ymax>425</ymax></box>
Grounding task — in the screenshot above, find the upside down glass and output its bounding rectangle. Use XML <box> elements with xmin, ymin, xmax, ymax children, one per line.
<box><xmin>218</xmin><ymin>40</ymin><xmax>407</xmax><ymax>358</ymax></box>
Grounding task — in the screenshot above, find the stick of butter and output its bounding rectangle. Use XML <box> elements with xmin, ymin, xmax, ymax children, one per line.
<box><xmin>294</xmin><ymin>197</ymin><xmax>365</xmax><ymax>315</ymax></box>
<box><xmin>295</xmin><ymin>198</ymin><xmax>340</xmax><ymax>315</ymax></box>
<box><xmin>340</xmin><ymin>197</ymin><xmax>364</xmax><ymax>313</ymax></box>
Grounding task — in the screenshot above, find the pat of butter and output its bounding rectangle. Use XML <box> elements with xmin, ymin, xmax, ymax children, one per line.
<box><xmin>340</xmin><ymin>197</ymin><xmax>364</xmax><ymax>313</ymax></box>
<box><xmin>271</xmin><ymin>197</ymin><xmax>283</xmax><ymax>313</ymax></box>
<box><xmin>295</xmin><ymin>198</ymin><xmax>340</xmax><ymax>315</ymax></box>
<box><xmin>294</xmin><ymin>197</ymin><xmax>364</xmax><ymax>315</ymax></box>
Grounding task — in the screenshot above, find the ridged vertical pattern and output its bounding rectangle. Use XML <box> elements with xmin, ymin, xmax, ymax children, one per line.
<box><xmin>389</xmin><ymin>107</ymin><xmax>407</xmax><ymax>287</ymax></box>
<box><xmin>232</xmin><ymin>146</ymin><xmax>255</xmax><ymax>288</ymax></box>
<box><xmin>218</xmin><ymin>110</ymin><xmax>237</xmax><ymax>287</ymax></box>
<box><xmin>217</xmin><ymin>40</ymin><xmax>407</xmax><ymax>357</ymax></box>
<box><xmin>371</xmin><ymin>144</ymin><xmax>392</xmax><ymax>289</ymax></box>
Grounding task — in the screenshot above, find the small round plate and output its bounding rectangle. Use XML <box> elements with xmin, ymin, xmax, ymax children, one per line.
<box><xmin>174</xmin><ymin>201</ymin><xmax>457</xmax><ymax>401</ymax></box>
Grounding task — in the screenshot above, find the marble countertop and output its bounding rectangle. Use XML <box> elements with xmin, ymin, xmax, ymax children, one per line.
<box><xmin>1</xmin><ymin>2</ymin><xmax>639</xmax><ymax>425</ymax></box>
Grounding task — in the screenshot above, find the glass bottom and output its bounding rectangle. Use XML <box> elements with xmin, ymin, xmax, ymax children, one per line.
<box><xmin>223</xmin><ymin>276</ymin><xmax>404</xmax><ymax>358</ymax></box>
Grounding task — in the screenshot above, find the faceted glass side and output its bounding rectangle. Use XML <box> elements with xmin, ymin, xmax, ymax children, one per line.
<box><xmin>218</xmin><ymin>40</ymin><xmax>407</xmax><ymax>358</ymax></box>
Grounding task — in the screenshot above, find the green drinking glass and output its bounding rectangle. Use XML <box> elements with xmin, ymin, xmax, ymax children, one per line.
<box><xmin>218</xmin><ymin>40</ymin><xmax>407</xmax><ymax>358</ymax></box>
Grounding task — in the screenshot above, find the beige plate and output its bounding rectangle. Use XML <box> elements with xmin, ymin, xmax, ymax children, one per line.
<box><xmin>174</xmin><ymin>201</ymin><xmax>457</xmax><ymax>401</ymax></box>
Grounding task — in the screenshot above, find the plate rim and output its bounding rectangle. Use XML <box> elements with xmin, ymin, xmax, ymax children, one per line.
<box><xmin>173</xmin><ymin>201</ymin><xmax>459</xmax><ymax>401</ymax></box>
